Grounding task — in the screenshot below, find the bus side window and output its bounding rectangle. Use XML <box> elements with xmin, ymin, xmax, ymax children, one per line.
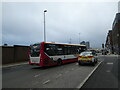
<box><xmin>71</xmin><ymin>46</ymin><xmax>76</xmax><ymax>54</ymax></box>
<box><xmin>63</xmin><ymin>45</ymin><xmax>68</xmax><ymax>55</ymax></box>
<box><xmin>67</xmin><ymin>46</ymin><xmax>70</xmax><ymax>55</ymax></box>
<box><xmin>46</xmin><ymin>48</ymin><xmax>49</xmax><ymax>50</ymax></box>
<box><xmin>56</xmin><ymin>44</ymin><xmax>64</xmax><ymax>55</ymax></box>
<box><xmin>44</xmin><ymin>44</ymin><xmax>50</xmax><ymax>55</ymax></box>
<box><xmin>75</xmin><ymin>46</ymin><xmax>77</xmax><ymax>54</ymax></box>
<box><xmin>44</xmin><ymin>44</ymin><xmax>56</xmax><ymax>56</ymax></box>
<box><xmin>75</xmin><ymin>46</ymin><xmax>79</xmax><ymax>54</ymax></box>
<box><xmin>50</xmin><ymin>44</ymin><xmax>56</xmax><ymax>56</ymax></box>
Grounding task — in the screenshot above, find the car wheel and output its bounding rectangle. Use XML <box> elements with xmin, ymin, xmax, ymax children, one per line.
<box><xmin>92</xmin><ymin>62</ymin><xmax>95</xmax><ymax>66</ymax></box>
<box><xmin>78</xmin><ymin>61</ymin><xmax>81</xmax><ymax>65</ymax></box>
<box><xmin>96</xmin><ymin>59</ymin><xmax>98</xmax><ymax>63</ymax></box>
<box><xmin>80</xmin><ymin>61</ymin><xmax>84</xmax><ymax>66</ymax></box>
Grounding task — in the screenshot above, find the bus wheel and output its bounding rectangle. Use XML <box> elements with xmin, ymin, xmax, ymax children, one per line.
<box><xmin>57</xmin><ymin>59</ymin><xmax>62</xmax><ymax>65</ymax></box>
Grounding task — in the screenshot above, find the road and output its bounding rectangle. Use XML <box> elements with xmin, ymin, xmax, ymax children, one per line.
<box><xmin>2</xmin><ymin>58</ymin><xmax>101</xmax><ymax>88</ymax></box>
<box><xmin>81</xmin><ymin>55</ymin><xmax>119</xmax><ymax>89</ymax></box>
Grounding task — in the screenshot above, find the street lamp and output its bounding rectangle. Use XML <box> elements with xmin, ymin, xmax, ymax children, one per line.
<box><xmin>79</xmin><ymin>33</ymin><xmax>80</xmax><ymax>44</ymax></box>
<box><xmin>44</xmin><ymin>10</ymin><xmax>47</xmax><ymax>42</ymax></box>
<box><xmin>69</xmin><ymin>37</ymin><xmax>72</xmax><ymax>44</ymax></box>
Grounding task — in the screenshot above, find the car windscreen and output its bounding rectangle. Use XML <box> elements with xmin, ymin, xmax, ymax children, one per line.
<box><xmin>30</xmin><ymin>43</ymin><xmax>40</xmax><ymax>57</ymax></box>
<box><xmin>80</xmin><ymin>52</ymin><xmax>92</xmax><ymax>56</ymax></box>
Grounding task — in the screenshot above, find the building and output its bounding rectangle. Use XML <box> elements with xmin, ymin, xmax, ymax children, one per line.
<box><xmin>105</xmin><ymin>13</ymin><xmax>120</xmax><ymax>55</ymax></box>
<box><xmin>80</xmin><ymin>41</ymin><xmax>90</xmax><ymax>49</ymax></box>
<box><xmin>112</xmin><ymin>13</ymin><xmax>120</xmax><ymax>55</ymax></box>
<box><xmin>105</xmin><ymin>30</ymin><xmax>113</xmax><ymax>54</ymax></box>
<box><xmin>80</xmin><ymin>41</ymin><xmax>86</xmax><ymax>45</ymax></box>
<box><xmin>86</xmin><ymin>42</ymin><xmax>90</xmax><ymax>49</ymax></box>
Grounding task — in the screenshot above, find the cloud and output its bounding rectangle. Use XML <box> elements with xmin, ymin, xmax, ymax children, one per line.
<box><xmin>2</xmin><ymin>2</ymin><xmax>118</xmax><ymax>48</ymax></box>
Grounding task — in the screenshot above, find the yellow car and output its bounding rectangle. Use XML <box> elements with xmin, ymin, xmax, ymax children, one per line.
<box><xmin>78</xmin><ymin>51</ymin><xmax>98</xmax><ymax>66</ymax></box>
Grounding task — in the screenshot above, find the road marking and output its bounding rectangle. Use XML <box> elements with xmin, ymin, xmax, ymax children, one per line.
<box><xmin>76</xmin><ymin>61</ymin><xmax>102</xmax><ymax>89</ymax></box>
<box><xmin>106</xmin><ymin>70</ymin><xmax>111</xmax><ymax>72</ymax></box>
<box><xmin>71</xmin><ymin>68</ymin><xmax>74</xmax><ymax>70</ymax></box>
<box><xmin>43</xmin><ymin>80</ymin><xmax>50</xmax><ymax>84</ymax></box>
<box><xmin>34</xmin><ymin>74</ymin><xmax>41</xmax><ymax>77</ymax></box>
<box><xmin>107</xmin><ymin>62</ymin><xmax>113</xmax><ymax>65</ymax></box>
<box><xmin>65</xmin><ymin>71</ymin><xmax>69</xmax><ymax>73</ymax></box>
<box><xmin>56</xmin><ymin>74</ymin><xmax>62</xmax><ymax>78</ymax></box>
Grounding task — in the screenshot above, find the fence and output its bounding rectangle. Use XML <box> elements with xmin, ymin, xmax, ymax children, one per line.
<box><xmin>2</xmin><ymin>45</ymin><xmax>29</xmax><ymax>64</ymax></box>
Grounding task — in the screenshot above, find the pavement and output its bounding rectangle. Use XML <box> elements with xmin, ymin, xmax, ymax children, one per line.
<box><xmin>1</xmin><ymin>61</ymin><xmax>28</xmax><ymax>68</ymax></box>
<box><xmin>2</xmin><ymin>60</ymin><xmax>102</xmax><ymax>88</ymax></box>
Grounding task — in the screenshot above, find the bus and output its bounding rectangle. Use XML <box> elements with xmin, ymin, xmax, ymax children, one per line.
<box><xmin>29</xmin><ymin>42</ymin><xmax>86</xmax><ymax>67</ymax></box>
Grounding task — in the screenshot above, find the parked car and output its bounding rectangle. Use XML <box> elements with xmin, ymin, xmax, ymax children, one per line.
<box><xmin>78</xmin><ymin>51</ymin><xmax>98</xmax><ymax>66</ymax></box>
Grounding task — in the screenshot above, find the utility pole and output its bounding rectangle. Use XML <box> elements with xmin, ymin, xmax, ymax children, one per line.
<box><xmin>70</xmin><ymin>37</ymin><xmax>71</xmax><ymax>44</ymax></box>
<box><xmin>44</xmin><ymin>10</ymin><xmax>47</xmax><ymax>42</ymax></box>
<box><xmin>79</xmin><ymin>33</ymin><xmax>80</xmax><ymax>44</ymax></box>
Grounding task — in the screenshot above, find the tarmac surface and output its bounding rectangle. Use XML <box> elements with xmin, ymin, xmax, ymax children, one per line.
<box><xmin>81</xmin><ymin>55</ymin><xmax>119</xmax><ymax>89</ymax></box>
<box><xmin>2</xmin><ymin>58</ymin><xmax>101</xmax><ymax>88</ymax></box>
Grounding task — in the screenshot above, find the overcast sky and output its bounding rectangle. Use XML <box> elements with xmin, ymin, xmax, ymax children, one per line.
<box><xmin>2</xmin><ymin>2</ymin><xmax>118</xmax><ymax>48</ymax></box>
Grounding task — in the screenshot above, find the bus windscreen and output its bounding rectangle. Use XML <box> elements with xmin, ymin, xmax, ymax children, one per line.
<box><xmin>30</xmin><ymin>43</ymin><xmax>40</xmax><ymax>57</ymax></box>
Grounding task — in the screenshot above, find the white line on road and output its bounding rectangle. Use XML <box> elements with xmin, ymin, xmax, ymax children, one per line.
<box><xmin>56</xmin><ymin>74</ymin><xmax>62</xmax><ymax>79</ymax></box>
<box><xmin>43</xmin><ymin>80</ymin><xmax>50</xmax><ymax>84</ymax></box>
<box><xmin>76</xmin><ymin>61</ymin><xmax>102</xmax><ymax>89</ymax></box>
<box><xmin>71</xmin><ymin>68</ymin><xmax>74</xmax><ymax>70</ymax></box>
<box><xmin>106</xmin><ymin>70</ymin><xmax>111</xmax><ymax>72</ymax></box>
<box><xmin>107</xmin><ymin>62</ymin><xmax>113</xmax><ymax>65</ymax></box>
<box><xmin>34</xmin><ymin>74</ymin><xmax>41</xmax><ymax>77</ymax></box>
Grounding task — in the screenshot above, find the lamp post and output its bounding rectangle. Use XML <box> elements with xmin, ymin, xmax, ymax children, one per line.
<box><xmin>44</xmin><ymin>10</ymin><xmax>47</xmax><ymax>42</ymax></box>
<box><xmin>79</xmin><ymin>33</ymin><xmax>80</xmax><ymax>44</ymax></box>
<box><xmin>69</xmin><ymin>37</ymin><xmax>71</xmax><ymax>44</ymax></box>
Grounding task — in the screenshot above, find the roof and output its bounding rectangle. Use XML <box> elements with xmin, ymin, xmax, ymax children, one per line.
<box><xmin>45</xmin><ymin>42</ymin><xmax>86</xmax><ymax>47</ymax></box>
<box><xmin>80</xmin><ymin>51</ymin><xmax>92</xmax><ymax>53</ymax></box>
